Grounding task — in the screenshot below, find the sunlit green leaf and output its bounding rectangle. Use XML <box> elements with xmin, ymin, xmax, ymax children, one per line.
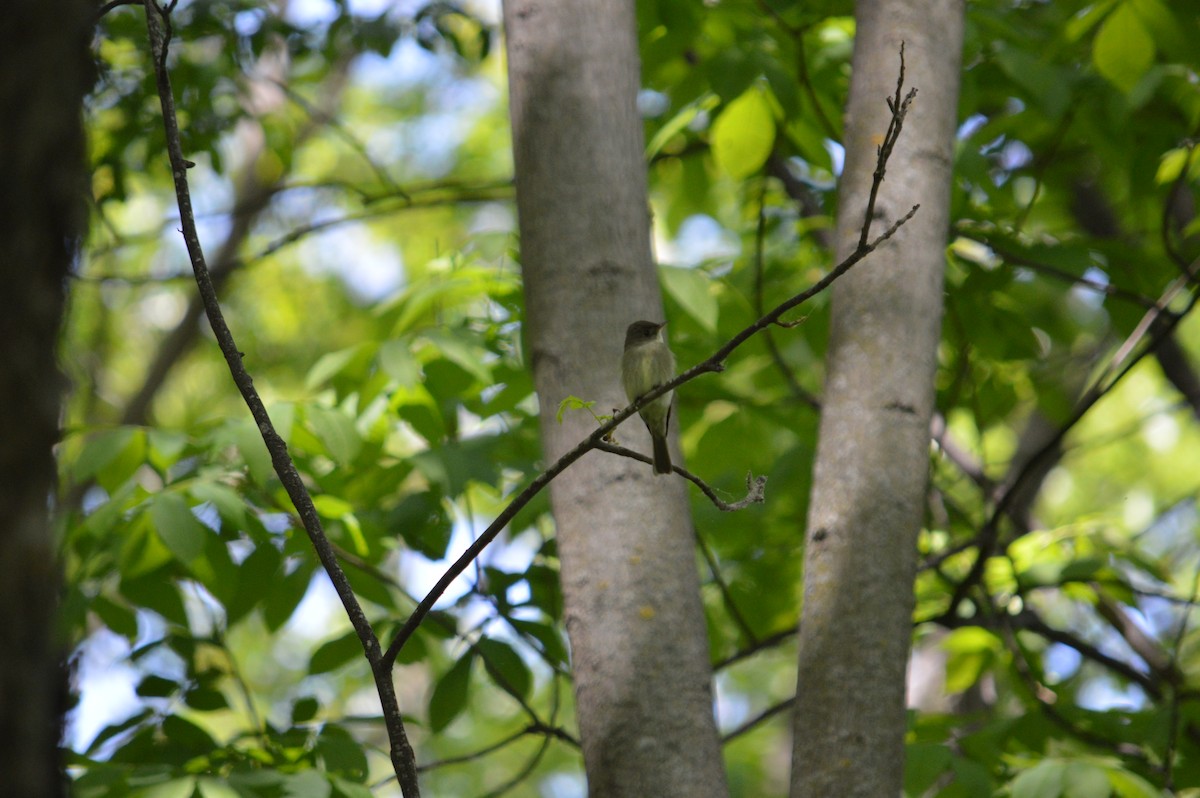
<box><xmin>661</xmin><ymin>265</ymin><xmax>718</xmax><ymax>332</ymax></box>
<box><xmin>710</xmin><ymin>85</ymin><xmax>775</xmax><ymax>179</ymax></box>
<box><xmin>1093</xmin><ymin>3</ymin><xmax>1155</xmax><ymax>93</ymax></box>
<box><xmin>1011</xmin><ymin>759</ymin><xmax>1066</xmax><ymax>798</ymax></box>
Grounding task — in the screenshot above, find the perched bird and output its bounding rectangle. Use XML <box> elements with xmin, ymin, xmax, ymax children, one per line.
<box><xmin>621</xmin><ymin>320</ymin><xmax>675</xmax><ymax>475</ymax></box>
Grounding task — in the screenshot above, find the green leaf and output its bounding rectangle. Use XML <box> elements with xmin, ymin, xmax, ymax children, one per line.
<box><xmin>378</xmin><ymin>340</ymin><xmax>423</xmax><ymax>385</ymax></box>
<box><xmin>388</xmin><ymin>490</ymin><xmax>451</xmax><ymax>560</ymax></box>
<box><xmin>184</xmin><ymin>686</ymin><xmax>228</xmax><ymax>712</ymax></box>
<box><xmin>309</xmin><ymin>629</ymin><xmax>364</xmax><ymax>675</ymax></box>
<box><xmin>1012</xmin><ymin>760</ymin><xmax>1066</xmax><ymax>798</ymax></box>
<box><xmin>646</xmin><ymin>94</ymin><xmax>718</xmax><ymax>159</ymax></box>
<box><xmin>292</xmin><ymin>696</ymin><xmax>320</xmax><ymax>723</ymax></box>
<box><xmin>71</xmin><ymin>427</ymin><xmax>144</xmax><ymax>487</ymax></box>
<box><xmin>994</xmin><ymin>48</ymin><xmax>1072</xmax><ymax>120</ymax></box>
<box><xmin>263</xmin><ymin>563</ymin><xmax>315</xmax><ymax>631</ymax></box>
<box><xmin>1156</xmin><ymin>146</ymin><xmax>1200</xmax><ymax>185</ymax></box>
<box><xmin>1065</xmin><ymin>0</ymin><xmax>1118</xmax><ymax>42</ymax></box>
<box><xmin>306</xmin><ymin>406</ymin><xmax>363</xmax><ymax>465</ymax></box>
<box><xmin>312</xmin><ymin>494</ymin><xmax>354</xmax><ymax>518</ymax></box>
<box><xmin>188</xmin><ymin>481</ymin><xmax>249</xmax><ymax>532</ymax></box>
<box><xmin>85</xmin><ymin>709</ymin><xmax>153</xmax><ymax>756</ymax></box>
<box><xmin>226</xmin><ymin>543</ymin><xmax>281</xmax><ymax>625</ymax></box>
<box><xmin>121</xmin><ymin>570</ymin><xmax>188</xmax><ymax>626</ymax></box>
<box><xmin>941</xmin><ymin>627</ymin><xmax>1001</xmax><ymax>693</ymax></box>
<box><xmin>392</xmin><ymin>627</ymin><xmax>429</xmax><ymax>666</ymax></box>
<box><xmin>1093</xmin><ymin>3</ymin><xmax>1155</xmax><ymax>93</ymax></box>
<box><xmin>428</xmin><ymin>651</ymin><xmax>474</xmax><ymax>732</ymax></box>
<box><xmin>196</xmin><ymin>777</ymin><xmax>243</xmax><ymax>798</ymax></box>
<box><xmin>92</xmin><ymin>594</ymin><xmax>139</xmax><ymax>639</ymax></box>
<box><xmin>1129</xmin><ymin>0</ymin><xmax>1189</xmax><ymax>61</ymax></box>
<box><xmin>283</xmin><ymin>769</ymin><xmax>333</xmax><ymax>798</ymax></box>
<box><xmin>224</xmin><ymin>419</ymin><xmax>274</xmax><ymax>486</ymax></box>
<box><xmin>136</xmin><ymin>778</ymin><xmax>196</xmax><ymax>798</ymax></box>
<box><xmin>904</xmin><ymin>743</ymin><xmax>952</xmax><ymax>796</ymax></box>
<box><xmin>421</xmin><ymin>330</ymin><xmax>494</xmax><ymax>386</ymax></box>
<box><xmin>476</xmin><ymin>638</ymin><xmax>532</xmax><ymax>699</ymax></box>
<box><xmin>660</xmin><ymin>265</ymin><xmax>718</xmax><ymax>332</ymax></box>
<box><xmin>162</xmin><ymin>714</ymin><xmax>219</xmax><ymax>758</ymax></box>
<box><xmin>710</xmin><ymin>85</ymin><xmax>775</xmax><ymax>179</ymax></box>
<box><xmin>1103</xmin><ymin>766</ymin><xmax>1159</xmax><ymax>798</ymax></box>
<box><xmin>149</xmin><ymin>493</ymin><xmax>208</xmax><ymax>566</ymax></box>
<box><xmin>556</xmin><ymin>395</ymin><xmax>596</xmax><ymax>423</ymax></box>
<box><xmin>147</xmin><ymin>429</ymin><xmax>189</xmax><ymax>475</ymax></box>
<box><xmin>136</xmin><ymin>674</ymin><xmax>178</xmax><ymax>698</ymax></box>
<box><xmin>329</xmin><ymin>775</ymin><xmax>375</xmax><ymax>798</ymax></box>
<box><xmin>510</xmin><ymin>618</ymin><xmax>568</xmax><ymax>667</ymax></box>
<box><xmin>305</xmin><ymin>344</ymin><xmax>372</xmax><ymax>391</ymax></box>
<box><xmin>1063</xmin><ymin>762</ymin><xmax>1112</xmax><ymax>798</ymax></box>
<box><xmin>316</xmin><ymin>724</ymin><xmax>368</xmax><ymax>782</ymax></box>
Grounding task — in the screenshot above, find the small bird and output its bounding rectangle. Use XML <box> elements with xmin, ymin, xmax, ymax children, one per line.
<box><xmin>621</xmin><ymin>320</ymin><xmax>675</xmax><ymax>475</ymax></box>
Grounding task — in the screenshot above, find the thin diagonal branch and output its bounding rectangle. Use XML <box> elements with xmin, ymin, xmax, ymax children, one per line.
<box><xmin>943</xmin><ymin>261</ymin><xmax>1200</xmax><ymax>615</ymax></box>
<box><xmin>140</xmin><ymin>3</ymin><xmax>420</xmax><ymax>795</ymax></box>
<box><xmin>382</xmin><ymin>54</ymin><xmax>922</xmax><ymax>668</ymax></box>
<box><xmin>721</xmin><ymin>697</ymin><xmax>794</xmax><ymax>743</ymax></box>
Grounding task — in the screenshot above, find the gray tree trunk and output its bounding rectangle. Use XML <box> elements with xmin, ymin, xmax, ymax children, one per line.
<box><xmin>0</xmin><ymin>2</ymin><xmax>93</xmax><ymax>796</ymax></box>
<box><xmin>790</xmin><ymin>2</ymin><xmax>965</xmax><ymax>796</ymax></box>
<box><xmin>503</xmin><ymin>1</ymin><xmax>728</xmax><ymax>795</ymax></box>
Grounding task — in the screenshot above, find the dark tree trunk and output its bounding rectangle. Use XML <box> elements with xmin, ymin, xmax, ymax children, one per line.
<box><xmin>0</xmin><ymin>3</ymin><xmax>94</xmax><ymax>795</ymax></box>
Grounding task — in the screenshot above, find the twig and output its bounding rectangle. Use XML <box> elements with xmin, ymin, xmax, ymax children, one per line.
<box><xmin>942</xmin><ymin>262</ymin><xmax>1200</xmax><ymax>615</ymax></box>
<box><xmin>416</xmin><ymin>727</ymin><xmax>525</xmax><ymax>772</ymax></box>
<box><xmin>1161</xmin><ymin>139</ymin><xmax>1198</xmax><ymax>275</ymax></box>
<box><xmin>479</xmin><ymin>734</ymin><xmax>553</xmax><ymax>798</ymax></box>
<box><xmin>1163</xmin><ymin>563</ymin><xmax>1200</xmax><ymax>790</ymax></box>
<box><xmin>695</xmin><ymin>529</ymin><xmax>758</xmax><ymax>646</ymax></box>
<box><xmin>721</xmin><ymin>697</ymin><xmax>795</xmax><ymax>743</ymax></box>
<box><xmin>1010</xmin><ymin>610</ymin><xmax>1160</xmax><ymax>700</ymax></box>
<box><xmin>999</xmin><ymin>619</ymin><xmax>1150</xmax><ymax>762</ymax></box>
<box><xmin>593</xmin><ymin>441</ymin><xmax>766</xmax><ymax>511</ymax></box>
<box><xmin>714</xmin><ymin>627</ymin><xmax>797</xmax><ymax>670</ymax></box>
<box><xmin>96</xmin><ymin>0</ymin><xmax>139</xmax><ymax>20</ymax></box>
<box><xmin>974</xmin><ymin>236</ymin><xmax>1159</xmax><ymax>309</ymax></box>
<box><xmin>140</xmin><ymin>2</ymin><xmax>421</xmax><ymax>795</ymax></box>
<box><xmin>859</xmin><ymin>43</ymin><xmax>916</xmax><ymax>250</ymax></box>
<box><xmin>752</xmin><ymin>178</ymin><xmax>820</xmax><ymax>408</ymax></box>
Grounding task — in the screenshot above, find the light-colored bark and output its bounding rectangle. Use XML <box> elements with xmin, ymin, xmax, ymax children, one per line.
<box><xmin>790</xmin><ymin>2</ymin><xmax>965</xmax><ymax>796</ymax></box>
<box><xmin>503</xmin><ymin>1</ymin><xmax>728</xmax><ymax>795</ymax></box>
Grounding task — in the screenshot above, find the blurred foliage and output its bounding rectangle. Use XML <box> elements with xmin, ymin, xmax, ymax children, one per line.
<box><xmin>62</xmin><ymin>0</ymin><xmax>1200</xmax><ymax>796</ymax></box>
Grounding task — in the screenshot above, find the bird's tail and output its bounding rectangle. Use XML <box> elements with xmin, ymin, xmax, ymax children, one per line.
<box><xmin>652</xmin><ymin>434</ymin><xmax>671</xmax><ymax>475</ymax></box>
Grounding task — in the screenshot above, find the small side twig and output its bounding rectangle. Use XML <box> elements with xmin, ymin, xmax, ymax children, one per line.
<box><xmin>593</xmin><ymin>440</ymin><xmax>766</xmax><ymax>511</ymax></box>
<box><xmin>859</xmin><ymin>43</ymin><xmax>917</xmax><ymax>250</ymax></box>
<box><xmin>721</xmin><ymin>697</ymin><xmax>795</xmax><ymax>743</ymax></box>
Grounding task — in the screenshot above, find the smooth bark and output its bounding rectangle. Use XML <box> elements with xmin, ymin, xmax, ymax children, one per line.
<box><xmin>790</xmin><ymin>2</ymin><xmax>965</xmax><ymax>796</ymax></box>
<box><xmin>503</xmin><ymin>1</ymin><xmax>728</xmax><ymax>795</ymax></box>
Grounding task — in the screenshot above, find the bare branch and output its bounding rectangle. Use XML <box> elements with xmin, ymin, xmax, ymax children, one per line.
<box><xmin>721</xmin><ymin>697</ymin><xmax>794</xmax><ymax>744</ymax></box>
<box><xmin>139</xmin><ymin>2</ymin><xmax>420</xmax><ymax>794</ymax></box>
<box><xmin>593</xmin><ymin>441</ymin><xmax>766</xmax><ymax>511</ymax></box>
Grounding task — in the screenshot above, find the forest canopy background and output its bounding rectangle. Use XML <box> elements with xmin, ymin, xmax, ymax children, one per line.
<box><xmin>55</xmin><ymin>0</ymin><xmax>1200</xmax><ymax>796</ymax></box>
